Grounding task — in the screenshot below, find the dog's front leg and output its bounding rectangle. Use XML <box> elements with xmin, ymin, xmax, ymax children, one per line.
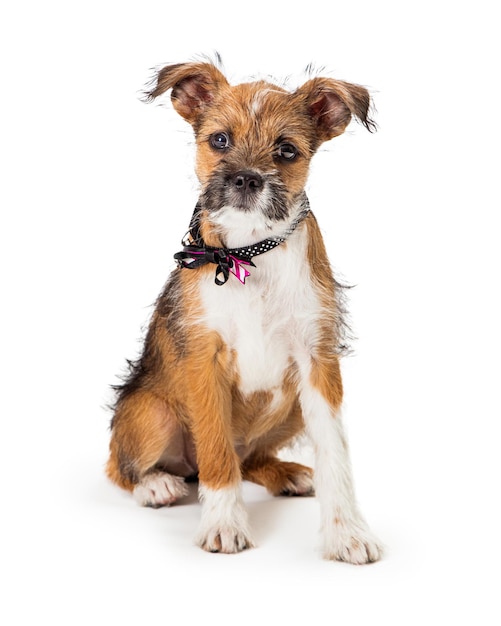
<box><xmin>185</xmin><ymin>332</ymin><xmax>253</xmax><ymax>553</ymax></box>
<box><xmin>299</xmin><ymin>355</ymin><xmax>383</xmax><ymax>564</ymax></box>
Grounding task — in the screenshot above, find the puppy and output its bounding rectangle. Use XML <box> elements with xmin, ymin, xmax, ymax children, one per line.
<box><xmin>107</xmin><ymin>59</ymin><xmax>383</xmax><ymax>564</ymax></box>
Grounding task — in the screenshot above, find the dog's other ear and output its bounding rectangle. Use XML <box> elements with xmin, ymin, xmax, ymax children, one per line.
<box><xmin>143</xmin><ymin>62</ymin><xmax>229</xmax><ymax>125</ymax></box>
<box><xmin>297</xmin><ymin>77</ymin><xmax>376</xmax><ymax>143</ymax></box>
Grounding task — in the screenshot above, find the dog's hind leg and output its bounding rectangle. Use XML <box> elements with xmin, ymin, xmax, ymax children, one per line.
<box><xmin>242</xmin><ymin>456</ymin><xmax>314</xmax><ymax>496</ymax></box>
<box><xmin>106</xmin><ymin>389</ymin><xmax>189</xmax><ymax>507</ymax></box>
<box><xmin>240</xmin><ymin>388</ymin><xmax>314</xmax><ymax>496</ymax></box>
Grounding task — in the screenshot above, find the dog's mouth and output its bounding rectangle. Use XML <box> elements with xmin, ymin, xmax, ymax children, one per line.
<box><xmin>200</xmin><ymin>169</ymin><xmax>290</xmax><ymax>221</ymax></box>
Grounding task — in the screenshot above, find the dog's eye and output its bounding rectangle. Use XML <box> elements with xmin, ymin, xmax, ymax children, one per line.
<box><xmin>277</xmin><ymin>143</ymin><xmax>298</xmax><ymax>161</ymax></box>
<box><xmin>210</xmin><ymin>132</ymin><xmax>230</xmax><ymax>150</ymax></box>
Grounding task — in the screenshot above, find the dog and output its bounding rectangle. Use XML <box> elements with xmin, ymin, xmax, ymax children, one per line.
<box><xmin>106</xmin><ymin>58</ymin><xmax>383</xmax><ymax>564</ymax></box>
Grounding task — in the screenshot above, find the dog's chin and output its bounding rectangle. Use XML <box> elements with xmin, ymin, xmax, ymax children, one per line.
<box><xmin>225</xmin><ymin>191</ymin><xmax>258</xmax><ymax>213</ymax></box>
<box><xmin>209</xmin><ymin>204</ymin><xmax>285</xmax><ymax>248</ymax></box>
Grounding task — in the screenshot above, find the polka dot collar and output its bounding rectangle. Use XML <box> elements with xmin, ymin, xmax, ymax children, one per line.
<box><xmin>174</xmin><ymin>199</ymin><xmax>310</xmax><ymax>285</ymax></box>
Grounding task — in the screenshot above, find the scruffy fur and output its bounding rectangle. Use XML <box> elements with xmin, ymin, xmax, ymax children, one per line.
<box><xmin>107</xmin><ymin>59</ymin><xmax>383</xmax><ymax>563</ymax></box>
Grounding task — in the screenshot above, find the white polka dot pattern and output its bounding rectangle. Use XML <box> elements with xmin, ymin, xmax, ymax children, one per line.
<box><xmin>228</xmin><ymin>206</ymin><xmax>310</xmax><ymax>261</ymax></box>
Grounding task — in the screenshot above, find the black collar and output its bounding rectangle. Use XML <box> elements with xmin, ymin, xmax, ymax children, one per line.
<box><xmin>174</xmin><ymin>199</ymin><xmax>310</xmax><ymax>285</ymax></box>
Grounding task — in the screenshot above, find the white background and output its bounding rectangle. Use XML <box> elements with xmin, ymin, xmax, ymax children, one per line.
<box><xmin>1</xmin><ymin>1</ymin><xmax>500</xmax><ymax>624</ymax></box>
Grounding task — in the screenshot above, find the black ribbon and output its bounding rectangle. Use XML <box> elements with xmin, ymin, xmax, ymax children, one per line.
<box><xmin>174</xmin><ymin>245</ymin><xmax>254</xmax><ymax>286</ymax></box>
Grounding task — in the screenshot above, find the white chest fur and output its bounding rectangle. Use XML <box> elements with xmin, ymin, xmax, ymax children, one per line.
<box><xmin>198</xmin><ymin>225</ymin><xmax>320</xmax><ymax>396</ymax></box>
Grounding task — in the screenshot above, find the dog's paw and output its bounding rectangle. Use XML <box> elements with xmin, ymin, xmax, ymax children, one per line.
<box><xmin>196</xmin><ymin>484</ymin><xmax>254</xmax><ymax>554</ymax></box>
<box><xmin>323</xmin><ymin>518</ymin><xmax>383</xmax><ymax>564</ymax></box>
<box><xmin>279</xmin><ymin>466</ymin><xmax>315</xmax><ymax>497</ymax></box>
<box><xmin>196</xmin><ymin>525</ymin><xmax>254</xmax><ymax>554</ymax></box>
<box><xmin>133</xmin><ymin>471</ymin><xmax>188</xmax><ymax>508</ymax></box>
<box><xmin>243</xmin><ymin>460</ymin><xmax>315</xmax><ymax>497</ymax></box>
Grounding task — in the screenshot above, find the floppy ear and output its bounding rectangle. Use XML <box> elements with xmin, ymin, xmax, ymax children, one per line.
<box><xmin>296</xmin><ymin>77</ymin><xmax>376</xmax><ymax>143</ymax></box>
<box><xmin>142</xmin><ymin>61</ymin><xmax>229</xmax><ymax>126</ymax></box>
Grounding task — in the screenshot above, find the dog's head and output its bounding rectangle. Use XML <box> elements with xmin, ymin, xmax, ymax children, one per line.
<box><xmin>144</xmin><ymin>59</ymin><xmax>374</xmax><ymax>235</ymax></box>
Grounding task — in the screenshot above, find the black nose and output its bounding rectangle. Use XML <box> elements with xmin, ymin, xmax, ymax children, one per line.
<box><xmin>232</xmin><ymin>170</ymin><xmax>263</xmax><ymax>192</ymax></box>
